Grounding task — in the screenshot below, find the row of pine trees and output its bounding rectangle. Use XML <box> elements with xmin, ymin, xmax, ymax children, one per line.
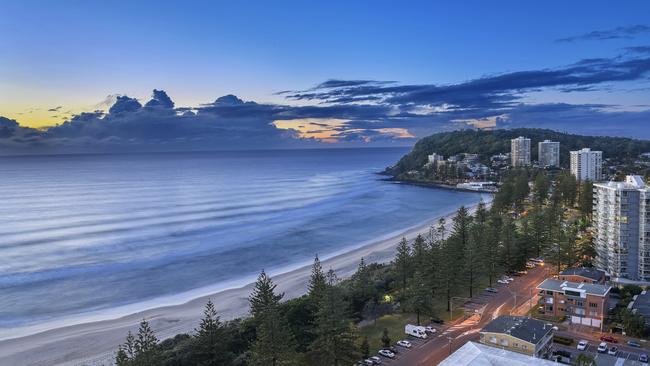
<box><xmin>115</xmin><ymin>168</ymin><xmax>593</xmax><ymax>365</ymax></box>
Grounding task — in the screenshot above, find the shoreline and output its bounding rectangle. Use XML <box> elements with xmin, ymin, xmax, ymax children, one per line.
<box><xmin>379</xmin><ymin>174</ymin><xmax>498</xmax><ymax>194</ymax></box>
<box><xmin>0</xmin><ymin>199</ymin><xmax>489</xmax><ymax>366</ymax></box>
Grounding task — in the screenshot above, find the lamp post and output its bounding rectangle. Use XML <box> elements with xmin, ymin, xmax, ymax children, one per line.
<box><xmin>449</xmin><ymin>297</ymin><xmax>469</xmax><ymax>322</ymax></box>
<box><xmin>447</xmin><ymin>336</ymin><xmax>454</xmax><ymax>355</ymax></box>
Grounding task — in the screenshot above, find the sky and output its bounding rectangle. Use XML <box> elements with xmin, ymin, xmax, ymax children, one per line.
<box><xmin>1</xmin><ymin>0</ymin><xmax>650</xmax><ymax>154</ymax></box>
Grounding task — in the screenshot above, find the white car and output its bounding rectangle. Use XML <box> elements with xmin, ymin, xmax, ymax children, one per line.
<box><xmin>397</xmin><ymin>340</ymin><xmax>412</xmax><ymax>348</ymax></box>
<box><xmin>502</xmin><ymin>276</ymin><xmax>514</xmax><ymax>282</ymax></box>
<box><xmin>577</xmin><ymin>340</ymin><xmax>588</xmax><ymax>351</ymax></box>
<box><xmin>597</xmin><ymin>342</ymin><xmax>608</xmax><ymax>353</ymax></box>
<box><xmin>424</xmin><ymin>326</ymin><xmax>437</xmax><ymax>334</ymax></box>
<box><xmin>608</xmin><ymin>346</ymin><xmax>618</xmax><ymax>356</ymax></box>
<box><xmin>378</xmin><ymin>349</ymin><xmax>395</xmax><ymax>358</ymax></box>
<box><xmin>497</xmin><ymin>279</ymin><xmax>509</xmax><ymax>284</ymax></box>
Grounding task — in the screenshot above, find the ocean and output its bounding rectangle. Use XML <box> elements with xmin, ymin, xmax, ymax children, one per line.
<box><xmin>0</xmin><ymin>148</ymin><xmax>484</xmax><ymax>334</ymax></box>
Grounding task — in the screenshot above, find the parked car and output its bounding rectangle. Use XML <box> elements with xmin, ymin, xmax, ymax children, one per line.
<box><xmin>597</xmin><ymin>342</ymin><xmax>608</xmax><ymax>353</ymax></box>
<box><xmin>430</xmin><ymin>317</ymin><xmax>444</xmax><ymax>324</ymax></box>
<box><xmin>363</xmin><ymin>360</ymin><xmax>374</xmax><ymax>366</ymax></box>
<box><xmin>497</xmin><ymin>279</ymin><xmax>509</xmax><ymax>284</ymax></box>
<box><xmin>628</xmin><ymin>340</ymin><xmax>641</xmax><ymax>348</ymax></box>
<box><xmin>424</xmin><ymin>326</ymin><xmax>437</xmax><ymax>334</ymax></box>
<box><xmin>387</xmin><ymin>346</ymin><xmax>399</xmax><ymax>354</ymax></box>
<box><xmin>369</xmin><ymin>356</ymin><xmax>382</xmax><ymax>364</ymax></box>
<box><xmin>501</xmin><ymin>276</ymin><xmax>514</xmax><ymax>282</ymax></box>
<box><xmin>577</xmin><ymin>340</ymin><xmax>588</xmax><ymax>351</ymax></box>
<box><xmin>608</xmin><ymin>346</ymin><xmax>618</xmax><ymax>356</ymax></box>
<box><xmin>516</xmin><ymin>270</ymin><xmax>528</xmax><ymax>275</ymax></box>
<box><xmin>600</xmin><ymin>335</ymin><xmax>618</xmax><ymax>343</ymax></box>
<box><xmin>640</xmin><ymin>353</ymin><xmax>648</xmax><ymax>363</ymax></box>
<box><xmin>378</xmin><ymin>349</ymin><xmax>395</xmax><ymax>358</ymax></box>
<box><xmin>485</xmin><ymin>287</ymin><xmax>498</xmax><ymax>293</ymax></box>
<box><xmin>397</xmin><ymin>340</ymin><xmax>412</xmax><ymax>348</ymax></box>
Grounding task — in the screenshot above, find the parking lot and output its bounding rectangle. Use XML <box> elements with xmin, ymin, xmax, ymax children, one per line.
<box><xmin>553</xmin><ymin>342</ymin><xmax>649</xmax><ymax>365</ymax></box>
<box><xmin>360</xmin><ymin>322</ymin><xmax>448</xmax><ymax>365</ymax></box>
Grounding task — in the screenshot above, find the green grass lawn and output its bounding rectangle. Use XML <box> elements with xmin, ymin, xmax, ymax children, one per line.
<box><xmin>358</xmin><ymin>313</ymin><xmax>417</xmax><ymax>352</ymax></box>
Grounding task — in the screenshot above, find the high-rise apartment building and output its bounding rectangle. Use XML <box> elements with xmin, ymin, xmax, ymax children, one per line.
<box><xmin>593</xmin><ymin>176</ymin><xmax>650</xmax><ymax>282</ymax></box>
<box><xmin>511</xmin><ymin>137</ymin><xmax>531</xmax><ymax>167</ymax></box>
<box><xmin>538</xmin><ymin>140</ymin><xmax>560</xmax><ymax>167</ymax></box>
<box><xmin>570</xmin><ymin>148</ymin><xmax>602</xmax><ymax>181</ymax></box>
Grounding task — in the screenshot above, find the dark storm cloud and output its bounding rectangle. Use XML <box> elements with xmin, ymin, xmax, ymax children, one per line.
<box><xmin>556</xmin><ymin>25</ymin><xmax>650</xmax><ymax>42</ymax></box>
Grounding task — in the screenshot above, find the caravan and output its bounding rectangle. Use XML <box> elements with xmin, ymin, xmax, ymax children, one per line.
<box><xmin>405</xmin><ymin>324</ymin><xmax>427</xmax><ymax>339</ymax></box>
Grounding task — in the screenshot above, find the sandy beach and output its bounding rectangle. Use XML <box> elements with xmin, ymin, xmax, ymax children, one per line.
<box><xmin>0</xmin><ymin>201</ymin><xmax>487</xmax><ymax>366</ymax></box>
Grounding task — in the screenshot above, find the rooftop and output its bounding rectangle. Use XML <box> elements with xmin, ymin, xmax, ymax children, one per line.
<box><xmin>630</xmin><ymin>290</ymin><xmax>650</xmax><ymax>317</ymax></box>
<box><xmin>480</xmin><ymin>316</ymin><xmax>553</xmax><ymax>345</ymax></box>
<box><xmin>537</xmin><ymin>278</ymin><xmax>611</xmax><ymax>297</ymax></box>
<box><xmin>594</xmin><ymin>175</ymin><xmax>648</xmax><ymax>190</ymax></box>
<box><xmin>439</xmin><ymin>341</ymin><xmax>557</xmax><ymax>366</ymax></box>
<box><xmin>560</xmin><ymin>267</ymin><xmax>605</xmax><ymax>281</ymax></box>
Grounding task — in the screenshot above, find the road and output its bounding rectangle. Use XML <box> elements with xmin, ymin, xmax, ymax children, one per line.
<box><xmin>383</xmin><ymin>265</ymin><xmax>551</xmax><ymax>366</ymax></box>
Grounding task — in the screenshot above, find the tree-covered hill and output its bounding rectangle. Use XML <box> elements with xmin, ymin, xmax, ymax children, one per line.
<box><xmin>385</xmin><ymin>128</ymin><xmax>650</xmax><ymax>176</ymax></box>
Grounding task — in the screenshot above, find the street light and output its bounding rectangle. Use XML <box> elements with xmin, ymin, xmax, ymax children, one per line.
<box><xmin>449</xmin><ymin>296</ymin><xmax>470</xmax><ymax>322</ymax></box>
<box><xmin>447</xmin><ymin>336</ymin><xmax>454</xmax><ymax>355</ymax></box>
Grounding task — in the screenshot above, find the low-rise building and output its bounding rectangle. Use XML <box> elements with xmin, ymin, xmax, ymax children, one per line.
<box><xmin>536</xmin><ymin>278</ymin><xmax>611</xmax><ymax>328</ymax></box>
<box><xmin>559</xmin><ymin>267</ymin><xmax>606</xmax><ymax>284</ymax></box>
<box><xmin>628</xmin><ymin>290</ymin><xmax>650</xmax><ymax>329</ymax></box>
<box><xmin>440</xmin><ymin>341</ymin><xmax>558</xmax><ymax>366</ymax></box>
<box><xmin>479</xmin><ymin>316</ymin><xmax>553</xmax><ymax>357</ymax></box>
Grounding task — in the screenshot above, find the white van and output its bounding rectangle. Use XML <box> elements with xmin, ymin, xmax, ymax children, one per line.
<box><xmin>405</xmin><ymin>324</ymin><xmax>428</xmax><ymax>339</ymax></box>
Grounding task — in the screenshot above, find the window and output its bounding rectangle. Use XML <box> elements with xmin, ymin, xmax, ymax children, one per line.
<box><xmin>589</xmin><ymin>302</ymin><xmax>598</xmax><ymax>308</ymax></box>
<box><xmin>500</xmin><ymin>339</ymin><xmax>509</xmax><ymax>346</ymax></box>
<box><xmin>490</xmin><ymin>336</ymin><xmax>497</xmax><ymax>344</ymax></box>
<box><xmin>546</xmin><ymin>290</ymin><xmax>554</xmax><ymax>295</ymax></box>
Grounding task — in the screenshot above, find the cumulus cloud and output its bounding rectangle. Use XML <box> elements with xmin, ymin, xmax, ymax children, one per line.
<box><xmin>108</xmin><ymin>96</ymin><xmax>142</xmax><ymax>114</ymax></box>
<box><xmin>144</xmin><ymin>89</ymin><xmax>174</xmax><ymax>108</ymax></box>
<box><xmin>2</xmin><ymin>48</ymin><xmax>650</xmax><ymax>155</ymax></box>
<box><xmin>556</xmin><ymin>25</ymin><xmax>650</xmax><ymax>42</ymax></box>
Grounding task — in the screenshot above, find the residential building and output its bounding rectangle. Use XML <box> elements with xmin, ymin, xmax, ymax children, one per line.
<box><xmin>536</xmin><ymin>278</ymin><xmax>611</xmax><ymax>328</ymax></box>
<box><xmin>440</xmin><ymin>342</ymin><xmax>558</xmax><ymax>366</ymax></box>
<box><xmin>463</xmin><ymin>153</ymin><xmax>480</xmax><ymax>163</ymax></box>
<box><xmin>427</xmin><ymin>153</ymin><xmax>444</xmax><ymax>164</ymax></box>
<box><xmin>537</xmin><ymin>140</ymin><xmax>560</xmax><ymax>167</ymax></box>
<box><xmin>511</xmin><ymin>137</ymin><xmax>531</xmax><ymax>167</ymax></box>
<box><xmin>570</xmin><ymin>148</ymin><xmax>603</xmax><ymax>181</ymax></box>
<box><xmin>479</xmin><ymin>316</ymin><xmax>553</xmax><ymax>357</ymax></box>
<box><xmin>559</xmin><ymin>267</ymin><xmax>606</xmax><ymax>284</ymax></box>
<box><xmin>593</xmin><ymin>175</ymin><xmax>650</xmax><ymax>282</ymax></box>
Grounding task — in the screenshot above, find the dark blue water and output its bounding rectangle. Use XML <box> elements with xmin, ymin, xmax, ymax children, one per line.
<box><xmin>0</xmin><ymin>148</ymin><xmax>483</xmax><ymax>332</ymax></box>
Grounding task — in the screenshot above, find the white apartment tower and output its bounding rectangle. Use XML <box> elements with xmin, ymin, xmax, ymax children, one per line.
<box><xmin>538</xmin><ymin>140</ymin><xmax>560</xmax><ymax>167</ymax></box>
<box><xmin>427</xmin><ymin>153</ymin><xmax>444</xmax><ymax>164</ymax></box>
<box><xmin>570</xmin><ymin>148</ymin><xmax>602</xmax><ymax>181</ymax></box>
<box><xmin>510</xmin><ymin>137</ymin><xmax>531</xmax><ymax>167</ymax></box>
<box><xmin>593</xmin><ymin>176</ymin><xmax>650</xmax><ymax>282</ymax></box>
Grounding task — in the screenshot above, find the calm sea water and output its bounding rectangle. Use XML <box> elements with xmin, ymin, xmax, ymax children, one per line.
<box><xmin>0</xmin><ymin>148</ymin><xmax>483</xmax><ymax>332</ymax></box>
